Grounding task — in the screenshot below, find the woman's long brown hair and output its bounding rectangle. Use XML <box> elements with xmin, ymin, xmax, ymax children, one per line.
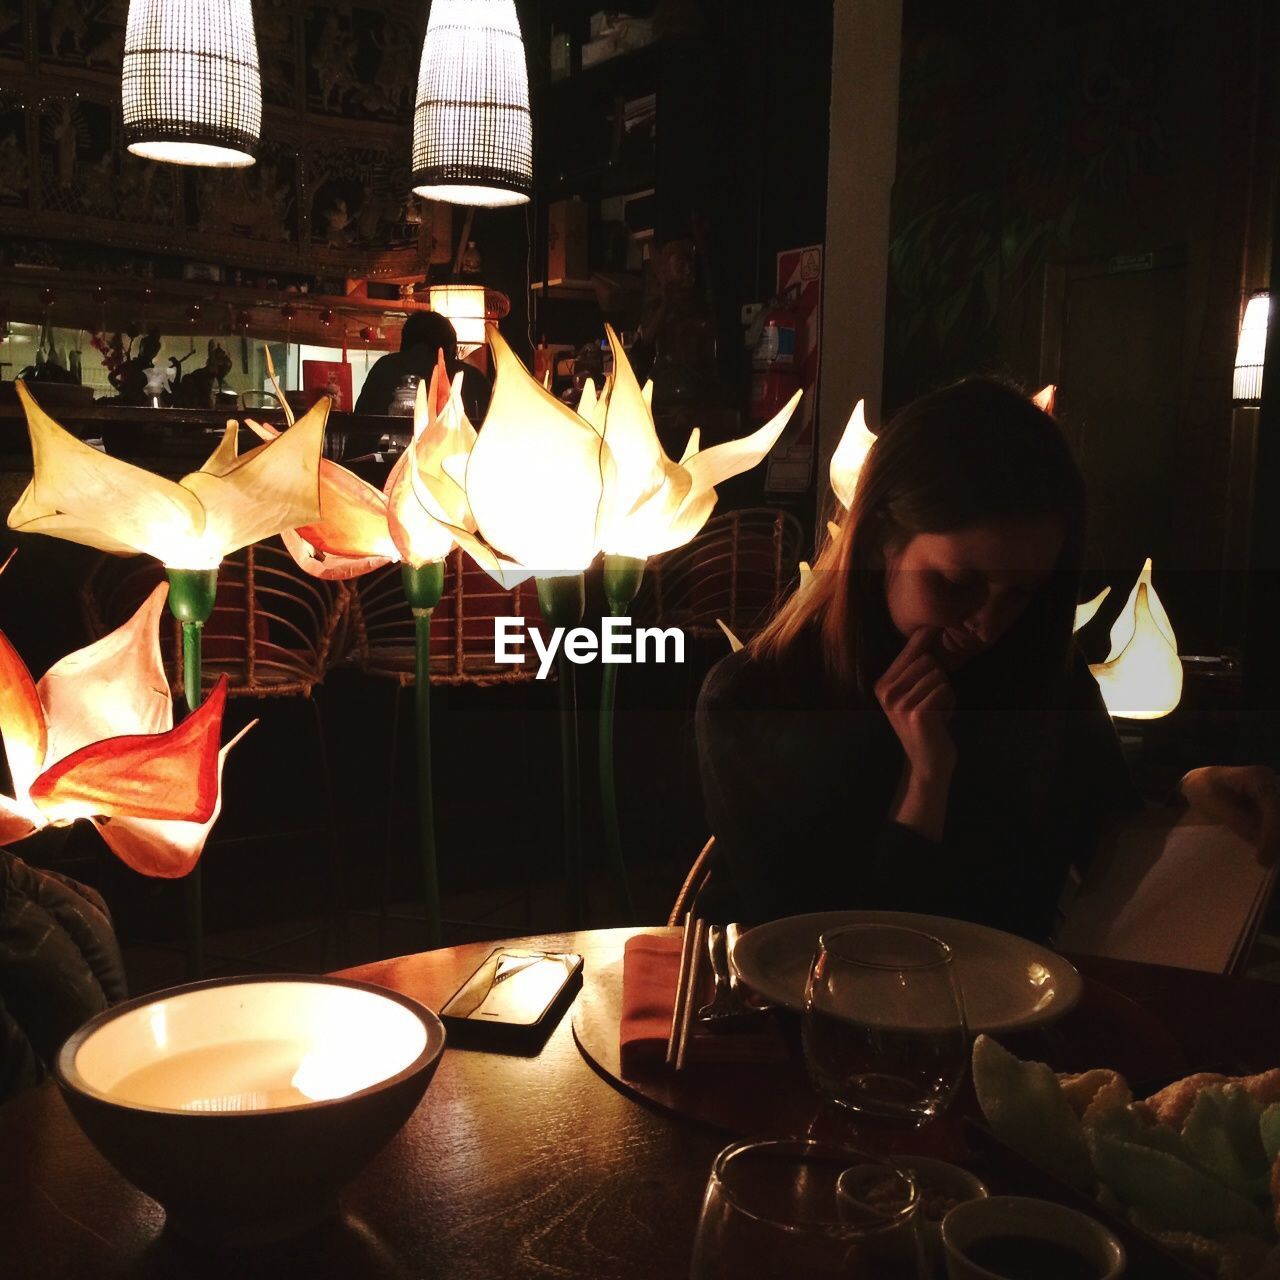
<box><xmin>752</xmin><ymin>379</ymin><xmax>1087</xmax><ymax>721</ymax></box>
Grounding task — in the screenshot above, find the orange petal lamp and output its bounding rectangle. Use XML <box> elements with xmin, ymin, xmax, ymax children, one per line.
<box><xmin>9</xmin><ymin>380</ymin><xmax>324</xmax><ymax>972</ymax></box>
<box><xmin>0</xmin><ymin>583</ymin><xmax>248</xmax><ymax>877</ymax></box>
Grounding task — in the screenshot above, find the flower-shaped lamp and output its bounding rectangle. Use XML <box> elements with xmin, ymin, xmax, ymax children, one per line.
<box><xmin>1089</xmin><ymin>581</ymin><xmax>1183</xmax><ymax>720</ymax></box>
<box><xmin>9</xmin><ymin>379</ymin><xmax>322</xmax><ymax>973</ymax></box>
<box><xmin>1073</xmin><ymin>586</ymin><xmax>1111</xmax><ymax>634</ymax></box>
<box><xmin>0</xmin><ymin>583</ymin><xmax>249</xmax><ymax>878</ymax></box>
<box><xmin>10</xmin><ymin>380</ymin><xmax>324</xmax><ymax>576</ymax></box>
<box><xmin>829</xmin><ymin>399</ymin><xmax>876</xmax><ymax>514</ymax></box>
<box><xmin>256</xmin><ymin>355</ymin><xmax>464</xmax><ymax>947</ymax></box>
<box><xmin>588</xmin><ymin>324</ymin><xmax>801</xmax><ymax>917</ymax></box>
<box><xmin>1086</xmin><ymin>559</ymin><xmax>1181</xmax><ymax>719</ymax></box>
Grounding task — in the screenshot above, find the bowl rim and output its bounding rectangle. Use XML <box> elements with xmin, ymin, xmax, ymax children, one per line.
<box><xmin>54</xmin><ymin>972</ymin><xmax>447</xmax><ymax>1118</ymax></box>
<box><xmin>940</xmin><ymin>1194</ymin><xmax>1126</xmax><ymax>1277</ymax></box>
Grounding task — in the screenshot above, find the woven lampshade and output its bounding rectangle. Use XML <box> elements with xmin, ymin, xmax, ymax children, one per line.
<box><xmin>427</xmin><ymin>284</ymin><xmax>510</xmax><ymax>353</ymax></box>
<box><xmin>411</xmin><ymin>0</ymin><xmax>532</xmax><ymax>208</ymax></box>
<box><xmin>1233</xmin><ymin>291</ymin><xmax>1270</xmax><ymax>406</ymax></box>
<box><xmin>122</xmin><ymin>0</ymin><xmax>262</xmax><ymax>168</ymax></box>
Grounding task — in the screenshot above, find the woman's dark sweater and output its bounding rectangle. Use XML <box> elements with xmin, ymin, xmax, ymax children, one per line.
<box><xmin>695</xmin><ymin>625</ymin><xmax>1139</xmax><ymax>940</ymax></box>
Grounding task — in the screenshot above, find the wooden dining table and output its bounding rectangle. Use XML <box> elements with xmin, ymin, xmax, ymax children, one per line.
<box><xmin>4</xmin><ymin>926</ymin><xmax>1280</xmax><ymax>1279</ymax></box>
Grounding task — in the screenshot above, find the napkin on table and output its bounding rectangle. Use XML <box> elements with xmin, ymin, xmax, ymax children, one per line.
<box><xmin>618</xmin><ymin>932</ymin><xmax>786</xmax><ymax>1077</ymax></box>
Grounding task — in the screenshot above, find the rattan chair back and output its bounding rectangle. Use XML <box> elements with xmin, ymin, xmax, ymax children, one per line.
<box><xmin>345</xmin><ymin>547</ymin><xmax>541</xmax><ymax>686</ymax></box>
<box><xmin>637</xmin><ymin>507</ymin><xmax>804</xmax><ymax>643</ymax></box>
<box><xmin>81</xmin><ymin>541</ymin><xmax>347</xmax><ymax>700</ymax></box>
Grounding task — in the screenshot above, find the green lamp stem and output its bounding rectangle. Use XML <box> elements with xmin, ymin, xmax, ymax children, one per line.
<box><xmin>602</xmin><ymin>554</ymin><xmax>645</xmax><ymax>617</ymax></box>
<box><xmin>165</xmin><ymin>565</ymin><xmax>219</xmax><ymax>980</ymax></box>
<box><xmin>537</xmin><ymin>572</ymin><xmax>586</xmax><ymax>927</ymax></box>
<box><xmin>402</xmin><ymin>560</ymin><xmax>445</xmax><ymax>949</ymax></box>
<box><xmin>180</xmin><ymin>622</ymin><xmax>203</xmax><ymax>720</ymax></box>
<box><xmin>599</xmin><ymin>555</ymin><xmax>644</xmax><ymax>920</ymax></box>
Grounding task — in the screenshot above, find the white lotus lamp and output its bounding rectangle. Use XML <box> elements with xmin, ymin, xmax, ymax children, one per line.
<box><xmin>1089</xmin><ymin>582</ymin><xmax>1183</xmax><ymax>719</ymax></box>
<box><xmin>408</xmin><ymin>324</ymin><xmax>605</xmax><ymax>926</ymax></box>
<box><xmin>594</xmin><ymin>325</ymin><xmax>800</xmax><ymax>565</ymax></box>
<box><xmin>586</xmin><ymin>325</ymin><xmax>799</xmax><ymax>919</ymax></box>
<box><xmin>1073</xmin><ymin>586</ymin><xmax>1110</xmax><ymax>634</ymax></box>
<box><xmin>1106</xmin><ymin>557</ymin><xmax>1174</xmax><ymax>660</ymax></box>
<box><xmin>829</xmin><ymin>399</ymin><xmax>876</xmax><ymax>512</ymax></box>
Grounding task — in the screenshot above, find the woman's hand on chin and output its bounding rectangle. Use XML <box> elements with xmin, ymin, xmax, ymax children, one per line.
<box><xmin>875</xmin><ymin>627</ymin><xmax>957</xmax><ymax>782</ymax></box>
<box><xmin>1178</xmin><ymin>765</ymin><xmax>1280</xmax><ymax>865</ymax></box>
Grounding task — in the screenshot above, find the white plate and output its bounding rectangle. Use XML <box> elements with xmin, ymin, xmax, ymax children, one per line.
<box><xmin>730</xmin><ymin>911</ymin><xmax>1082</xmax><ymax>1033</ymax></box>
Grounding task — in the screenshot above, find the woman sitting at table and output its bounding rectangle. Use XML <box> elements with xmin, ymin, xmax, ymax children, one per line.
<box><xmin>696</xmin><ymin>378</ymin><xmax>1279</xmax><ymax>938</ymax></box>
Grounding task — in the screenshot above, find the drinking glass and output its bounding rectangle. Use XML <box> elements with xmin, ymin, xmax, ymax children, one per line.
<box><xmin>802</xmin><ymin>925</ymin><xmax>967</xmax><ymax>1126</ymax></box>
<box><xmin>689</xmin><ymin>1138</ymin><xmax>925</xmax><ymax>1279</ymax></box>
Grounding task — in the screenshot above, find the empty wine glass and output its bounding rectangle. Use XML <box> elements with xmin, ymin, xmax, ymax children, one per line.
<box><xmin>802</xmin><ymin>925</ymin><xmax>967</xmax><ymax>1127</ymax></box>
<box><xmin>689</xmin><ymin>1138</ymin><xmax>925</xmax><ymax>1279</ymax></box>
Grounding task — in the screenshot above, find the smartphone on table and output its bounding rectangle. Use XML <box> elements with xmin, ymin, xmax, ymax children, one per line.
<box><xmin>440</xmin><ymin>948</ymin><xmax>584</xmax><ymax>1053</ymax></box>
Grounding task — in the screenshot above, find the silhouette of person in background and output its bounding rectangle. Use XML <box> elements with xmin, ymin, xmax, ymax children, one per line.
<box><xmin>355</xmin><ymin>311</ymin><xmax>490</xmax><ymax>420</ymax></box>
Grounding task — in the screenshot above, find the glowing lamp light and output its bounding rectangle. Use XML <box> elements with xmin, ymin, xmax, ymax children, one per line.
<box><xmin>827</xmin><ymin>385</ymin><xmax>1056</xmax><ymax>539</ymax></box>
<box><xmin>717</xmin><ymin>619</ymin><xmax>744</xmax><ymax>653</ymax></box>
<box><xmin>829</xmin><ymin>399</ymin><xmax>876</xmax><ymax>511</ymax></box>
<box><xmin>9</xmin><ymin>381</ymin><xmax>325</xmax><ymax>570</ymax></box>
<box><xmin>0</xmin><ymin>584</ymin><xmax>249</xmax><ymax>877</ymax></box>
<box><xmin>1073</xmin><ymin>586</ymin><xmax>1110</xmax><ymax>633</ymax></box>
<box><xmin>1085</xmin><ymin>559</ymin><xmax>1181</xmax><ymax>720</ymax></box>
<box><xmin>582</xmin><ymin>326</ymin><xmax>798</xmax><ymax>918</ymax></box>
<box><xmin>1233</xmin><ymin>292</ymin><xmax>1269</xmax><ymax>406</ymax></box>
<box><xmin>290</xmin><ymin>1012</ymin><xmax>426</xmax><ymax>1103</ymax></box>
<box><xmin>412</xmin><ymin>325</ymin><xmax>602</xmax><ymax>584</ymax></box>
<box><xmin>1105</xmin><ymin>557</ymin><xmax>1175</xmax><ymax>660</ymax></box>
<box><xmin>248</xmin><ymin>353</ymin><xmax>463</xmax><ymax>579</ymax></box>
<box><xmin>1089</xmin><ymin>582</ymin><xmax>1183</xmax><ymax>720</ymax></box>
<box><xmin>593</xmin><ymin>325</ymin><xmax>801</xmax><ymax>562</ymax></box>
<box><xmin>411</xmin><ymin>0</ymin><xmax>532</xmax><ymax>208</ymax></box>
<box><xmin>122</xmin><ymin>0</ymin><xmax>262</xmax><ymax>168</ymax></box>
<box><xmin>427</xmin><ymin>286</ymin><xmax>508</xmax><ymax>356</ymax></box>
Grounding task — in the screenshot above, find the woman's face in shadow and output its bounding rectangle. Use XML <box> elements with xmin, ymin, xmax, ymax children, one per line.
<box><xmin>882</xmin><ymin>517</ymin><xmax>1065</xmax><ymax>670</ymax></box>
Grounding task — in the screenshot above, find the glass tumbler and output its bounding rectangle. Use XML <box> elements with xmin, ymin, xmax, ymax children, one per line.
<box><xmin>689</xmin><ymin>1138</ymin><xmax>925</xmax><ymax>1279</ymax></box>
<box><xmin>802</xmin><ymin>925</ymin><xmax>967</xmax><ymax>1127</ymax></box>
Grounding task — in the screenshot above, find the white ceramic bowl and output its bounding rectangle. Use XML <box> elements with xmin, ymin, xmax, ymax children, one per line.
<box><xmin>56</xmin><ymin>975</ymin><xmax>446</xmax><ymax>1245</ymax></box>
<box><xmin>892</xmin><ymin>1156</ymin><xmax>988</xmax><ymax>1265</ymax></box>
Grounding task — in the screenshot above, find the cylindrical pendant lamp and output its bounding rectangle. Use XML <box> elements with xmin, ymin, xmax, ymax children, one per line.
<box><xmin>427</xmin><ymin>285</ymin><xmax>510</xmax><ymax>354</ymax></box>
<box><xmin>1234</xmin><ymin>291</ymin><xmax>1270</xmax><ymax>406</ymax></box>
<box><xmin>411</xmin><ymin>0</ymin><xmax>533</xmax><ymax>208</ymax></box>
<box><xmin>122</xmin><ymin>0</ymin><xmax>262</xmax><ymax>168</ymax></box>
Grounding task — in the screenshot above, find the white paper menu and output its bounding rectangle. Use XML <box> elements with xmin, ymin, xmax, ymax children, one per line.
<box><xmin>1056</xmin><ymin>811</ymin><xmax>1277</xmax><ymax>974</ymax></box>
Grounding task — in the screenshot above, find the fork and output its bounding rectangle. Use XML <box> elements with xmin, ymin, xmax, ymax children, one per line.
<box><xmin>696</xmin><ymin>925</ymin><xmax>740</xmax><ymax>1021</ymax></box>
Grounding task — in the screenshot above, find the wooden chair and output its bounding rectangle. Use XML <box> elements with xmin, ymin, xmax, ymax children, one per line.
<box><xmin>342</xmin><ymin>549</ymin><xmax>543</xmax><ymax>951</ymax></box>
<box><xmin>636</xmin><ymin>507</ymin><xmax>805</xmax><ymax>643</ymax></box>
<box><xmin>80</xmin><ymin>542</ymin><xmax>350</xmax><ymax>970</ymax></box>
